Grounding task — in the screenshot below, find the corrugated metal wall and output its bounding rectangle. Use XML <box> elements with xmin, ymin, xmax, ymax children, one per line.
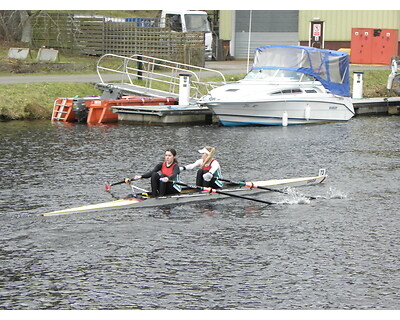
<box><xmin>235</xmin><ymin>10</ymin><xmax>298</xmax><ymax>32</ymax></box>
<box><xmin>233</xmin><ymin>10</ymin><xmax>299</xmax><ymax>59</ymax></box>
<box><xmin>299</xmin><ymin>10</ymin><xmax>400</xmax><ymax>41</ymax></box>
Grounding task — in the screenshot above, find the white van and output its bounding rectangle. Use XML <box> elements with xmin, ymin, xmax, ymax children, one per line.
<box><xmin>160</xmin><ymin>10</ymin><xmax>213</xmax><ymax>60</ymax></box>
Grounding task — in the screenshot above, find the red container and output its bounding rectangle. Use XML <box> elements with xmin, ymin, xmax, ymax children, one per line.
<box><xmin>351</xmin><ymin>28</ymin><xmax>398</xmax><ymax>65</ymax></box>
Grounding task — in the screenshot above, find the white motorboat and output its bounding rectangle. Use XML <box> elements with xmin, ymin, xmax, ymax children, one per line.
<box><xmin>198</xmin><ymin>45</ymin><xmax>355</xmax><ymax>126</ymax></box>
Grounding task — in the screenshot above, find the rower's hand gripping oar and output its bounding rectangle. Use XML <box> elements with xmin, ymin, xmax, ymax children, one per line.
<box><xmin>217</xmin><ymin>177</ymin><xmax>318</xmax><ymax>200</ymax></box>
<box><xmin>105</xmin><ymin>177</ymin><xmax>137</xmax><ymax>192</ymax></box>
<box><xmin>173</xmin><ymin>181</ymin><xmax>275</xmax><ymax>205</ymax></box>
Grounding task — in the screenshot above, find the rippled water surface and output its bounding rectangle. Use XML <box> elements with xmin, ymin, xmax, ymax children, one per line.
<box><xmin>1</xmin><ymin>117</ymin><xmax>399</xmax><ymax>309</ymax></box>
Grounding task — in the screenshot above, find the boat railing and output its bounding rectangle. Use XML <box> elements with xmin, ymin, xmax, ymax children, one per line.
<box><xmin>96</xmin><ymin>53</ymin><xmax>226</xmax><ymax>101</ymax></box>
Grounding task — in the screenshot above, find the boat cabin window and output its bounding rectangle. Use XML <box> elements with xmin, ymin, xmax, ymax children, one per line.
<box><xmin>271</xmin><ymin>88</ymin><xmax>303</xmax><ymax>95</ymax></box>
<box><xmin>244</xmin><ymin>69</ymin><xmax>315</xmax><ymax>82</ymax></box>
<box><xmin>225</xmin><ymin>89</ymin><xmax>239</xmax><ymax>92</ymax></box>
<box><xmin>305</xmin><ymin>89</ymin><xmax>318</xmax><ymax>93</ymax></box>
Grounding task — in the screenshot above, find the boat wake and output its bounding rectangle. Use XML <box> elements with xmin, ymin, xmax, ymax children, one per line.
<box><xmin>327</xmin><ymin>187</ymin><xmax>348</xmax><ymax>199</ymax></box>
<box><xmin>280</xmin><ymin>187</ymin><xmax>312</xmax><ymax>205</ymax></box>
<box><xmin>276</xmin><ymin>186</ymin><xmax>347</xmax><ymax>205</ymax></box>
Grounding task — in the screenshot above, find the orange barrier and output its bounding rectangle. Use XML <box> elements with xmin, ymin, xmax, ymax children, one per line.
<box><xmin>120</xmin><ymin>96</ymin><xmax>178</xmax><ymax>106</ymax></box>
<box><xmin>86</xmin><ymin>100</ymin><xmax>118</xmax><ymax>124</ymax></box>
<box><xmin>52</xmin><ymin>96</ymin><xmax>178</xmax><ymax>124</ymax></box>
<box><xmin>52</xmin><ymin>98</ymin><xmax>77</xmax><ymax>122</ymax></box>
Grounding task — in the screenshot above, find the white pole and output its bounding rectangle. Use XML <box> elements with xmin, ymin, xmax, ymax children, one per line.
<box><xmin>352</xmin><ymin>72</ymin><xmax>364</xmax><ymax>99</ymax></box>
<box><xmin>246</xmin><ymin>10</ymin><xmax>253</xmax><ymax>73</ymax></box>
<box><xmin>179</xmin><ymin>74</ymin><xmax>191</xmax><ymax>106</ymax></box>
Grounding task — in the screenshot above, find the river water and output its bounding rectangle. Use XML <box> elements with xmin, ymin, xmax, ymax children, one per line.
<box><xmin>0</xmin><ymin>116</ymin><xmax>399</xmax><ymax>310</ymax></box>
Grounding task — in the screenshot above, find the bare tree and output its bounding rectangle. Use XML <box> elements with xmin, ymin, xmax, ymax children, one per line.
<box><xmin>0</xmin><ymin>10</ymin><xmax>20</xmax><ymax>41</ymax></box>
<box><xmin>0</xmin><ymin>10</ymin><xmax>41</xmax><ymax>43</ymax></box>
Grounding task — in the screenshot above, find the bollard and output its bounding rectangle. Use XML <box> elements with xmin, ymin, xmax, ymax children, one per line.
<box><xmin>179</xmin><ymin>74</ymin><xmax>191</xmax><ymax>106</ymax></box>
<box><xmin>352</xmin><ymin>72</ymin><xmax>364</xmax><ymax>99</ymax></box>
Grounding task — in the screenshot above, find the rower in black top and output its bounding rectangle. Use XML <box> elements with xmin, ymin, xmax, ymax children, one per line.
<box><xmin>128</xmin><ymin>148</ymin><xmax>182</xmax><ymax>197</ymax></box>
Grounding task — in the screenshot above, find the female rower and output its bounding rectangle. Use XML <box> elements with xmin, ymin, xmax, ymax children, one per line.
<box><xmin>181</xmin><ymin>146</ymin><xmax>223</xmax><ymax>189</ymax></box>
<box><xmin>130</xmin><ymin>148</ymin><xmax>182</xmax><ymax>197</ymax></box>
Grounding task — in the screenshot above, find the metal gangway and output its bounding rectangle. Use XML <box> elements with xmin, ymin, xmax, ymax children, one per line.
<box><xmin>96</xmin><ymin>54</ymin><xmax>226</xmax><ymax>103</ymax></box>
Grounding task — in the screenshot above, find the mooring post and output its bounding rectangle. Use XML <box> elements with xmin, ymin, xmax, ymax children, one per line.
<box><xmin>353</xmin><ymin>71</ymin><xmax>364</xmax><ymax>99</ymax></box>
<box><xmin>179</xmin><ymin>74</ymin><xmax>191</xmax><ymax>106</ymax></box>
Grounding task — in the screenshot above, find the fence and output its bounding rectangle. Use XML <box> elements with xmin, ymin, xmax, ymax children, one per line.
<box><xmin>30</xmin><ymin>13</ymin><xmax>205</xmax><ymax>66</ymax></box>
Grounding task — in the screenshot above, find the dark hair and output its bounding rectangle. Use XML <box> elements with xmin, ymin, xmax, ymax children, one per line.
<box><xmin>165</xmin><ymin>148</ymin><xmax>178</xmax><ymax>164</ymax></box>
<box><xmin>165</xmin><ymin>148</ymin><xmax>177</xmax><ymax>156</ymax></box>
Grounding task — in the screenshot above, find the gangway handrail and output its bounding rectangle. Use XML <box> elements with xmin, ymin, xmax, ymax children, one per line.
<box><xmin>96</xmin><ymin>53</ymin><xmax>226</xmax><ymax>100</ymax></box>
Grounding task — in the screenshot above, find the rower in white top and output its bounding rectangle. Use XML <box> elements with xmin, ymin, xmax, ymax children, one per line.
<box><xmin>180</xmin><ymin>146</ymin><xmax>223</xmax><ymax>189</ymax></box>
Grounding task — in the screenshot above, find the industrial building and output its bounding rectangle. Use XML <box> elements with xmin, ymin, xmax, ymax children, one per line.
<box><xmin>218</xmin><ymin>10</ymin><xmax>400</xmax><ymax>64</ymax></box>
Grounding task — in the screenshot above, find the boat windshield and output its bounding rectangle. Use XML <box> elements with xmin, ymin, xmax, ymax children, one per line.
<box><xmin>244</xmin><ymin>69</ymin><xmax>315</xmax><ymax>82</ymax></box>
<box><xmin>184</xmin><ymin>14</ymin><xmax>211</xmax><ymax>32</ymax></box>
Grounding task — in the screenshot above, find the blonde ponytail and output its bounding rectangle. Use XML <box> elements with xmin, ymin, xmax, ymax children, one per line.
<box><xmin>201</xmin><ymin>146</ymin><xmax>215</xmax><ymax>167</ymax></box>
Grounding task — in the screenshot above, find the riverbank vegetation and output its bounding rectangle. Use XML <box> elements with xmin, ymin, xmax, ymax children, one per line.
<box><xmin>0</xmin><ymin>82</ymin><xmax>100</xmax><ymax>120</ymax></box>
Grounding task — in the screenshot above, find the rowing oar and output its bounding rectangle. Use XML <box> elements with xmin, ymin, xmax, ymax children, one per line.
<box><xmin>173</xmin><ymin>181</ymin><xmax>275</xmax><ymax>205</ymax></box>
<box><xmin>217</xmin><ymin>178</ymin><xmax>318</xmax><ymax>200</ymax></box>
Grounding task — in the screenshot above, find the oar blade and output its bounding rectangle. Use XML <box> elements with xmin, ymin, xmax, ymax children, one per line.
<box><xmin>105</xmin><ymin>182</ymin><xmax>111</xmax><ymax>192</ymax></box>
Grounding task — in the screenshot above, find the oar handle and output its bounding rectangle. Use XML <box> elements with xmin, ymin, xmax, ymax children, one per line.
<box><xmin>217</xmin><ymin>177</ymin><xmax>260</xmax><ymax>189</ymax></box>
<box><xmin>105</xmin><ymin>177</ymin><xmax>138</xmax><ymax>192</ymax></box>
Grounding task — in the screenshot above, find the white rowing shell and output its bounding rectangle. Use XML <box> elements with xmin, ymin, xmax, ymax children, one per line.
<box><xmin>41</xmin><ymin>198</ymin><xmax>143</xmax><ymax>216</ymax></box>
<box><xmin>41</xmin><ymin>170</ymin><xmax>327</xmax><ymax>216</ymax></box>
<box><xmin>254</xmin><ymin>174</ymin><xmax>326</xmax><ymax>188</ymax></box>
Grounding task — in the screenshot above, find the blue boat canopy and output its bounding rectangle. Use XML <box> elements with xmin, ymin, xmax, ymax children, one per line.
<box><xmin>253</xmin><ymin>45</ymin><xmax>351</xmax><ymax>97</ymax></box>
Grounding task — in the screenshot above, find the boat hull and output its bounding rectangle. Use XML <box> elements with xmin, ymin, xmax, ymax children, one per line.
<box><xmin>41</xmin><ymin>188</ymin><xmax>266</xmax><ymax>216</ymax></box>
<box><xmin>202</xmin><ymin>98</ymin><xmax>355</xmax><ymax>126</ymax></box>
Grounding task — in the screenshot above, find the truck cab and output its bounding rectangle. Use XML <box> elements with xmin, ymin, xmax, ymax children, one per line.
<box><xmin>160</xmin><ymin>10</ymin><xmax>213</xmax><ymax>60</ymax></box>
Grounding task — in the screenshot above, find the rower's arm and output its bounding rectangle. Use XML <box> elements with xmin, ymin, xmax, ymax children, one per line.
<box><xmin>182</xmin><ymin>159</ymin><xmax>202</xmax><ymax>171</ymax></box>
<box><xmin>141</xmin><ymin>163</ymin><xmax>163</xmax><ymax>178</ymax></box>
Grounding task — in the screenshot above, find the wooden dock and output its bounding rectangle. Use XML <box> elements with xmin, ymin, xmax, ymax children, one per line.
<box><xmin>110</xmin><ymin>104</ymin><xmax>215</xmax><ymax>125</ymax></box>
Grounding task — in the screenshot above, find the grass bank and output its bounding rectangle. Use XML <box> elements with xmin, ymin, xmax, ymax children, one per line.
<box><xmin>361</xmin><ymin>70</ymin><xmax>391</xmax><ymax>97</ymax></box>
<box><xmin>0</xmin><ymin>82</ymin><xmax>101</xmax><ymax>120</ymax></box>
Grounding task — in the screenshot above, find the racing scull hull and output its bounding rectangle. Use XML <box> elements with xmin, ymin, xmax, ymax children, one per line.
<box><xmin>41</xmin><ymin>171</ymin><xmax>327</xmax><ymax>216</ymax></box>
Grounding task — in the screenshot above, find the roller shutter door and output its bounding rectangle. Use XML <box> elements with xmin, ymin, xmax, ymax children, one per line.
<box><xmin>234</xmin><ymin>10</ymin><xmax>299</xmax><ymax>59</ymax></box>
